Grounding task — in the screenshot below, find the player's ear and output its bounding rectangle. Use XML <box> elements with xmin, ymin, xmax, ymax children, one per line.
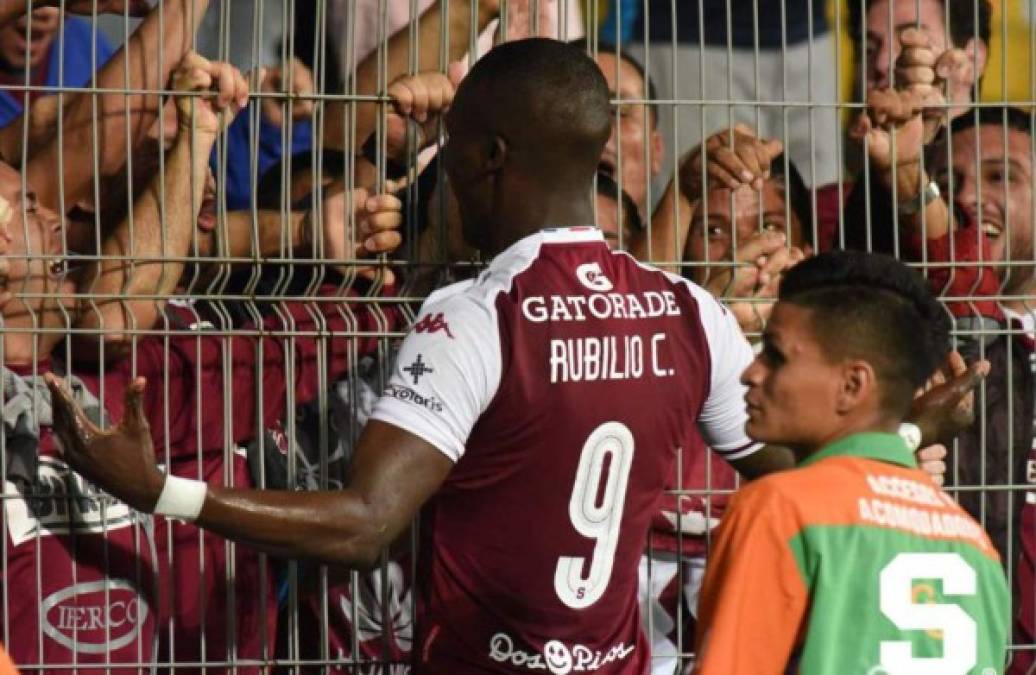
<box><xmin>486</xmin><ymin>135</ymin><xmax>508</xmax><ymax>173</ymax></box>
<box><xmin>835</xmin><ymin>360</ymin><xmax>876</xmax><ymax>414</ymax></box>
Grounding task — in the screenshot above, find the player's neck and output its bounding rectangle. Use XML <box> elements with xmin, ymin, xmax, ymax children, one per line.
<box><xmin>488</xmin><ymin>192</ymin><xmax>596</xmax><ymax>256</ymax></box>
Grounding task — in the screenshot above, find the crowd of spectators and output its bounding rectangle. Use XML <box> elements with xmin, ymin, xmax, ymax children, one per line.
<box><xmin>0</xmin><ymin>0</ymin><xmax>1030</xmax><ymax>673</ymax></box>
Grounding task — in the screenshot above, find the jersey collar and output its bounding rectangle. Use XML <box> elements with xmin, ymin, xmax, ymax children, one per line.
<box><xmin>797</xmin><ymin>432</ymin><xmax>917</xmax><ymax>470</ymax></box>
<box><xmin>539</xmin><ymin>226</ymin><xmax>605</xmax><ymax>244</ymax></box>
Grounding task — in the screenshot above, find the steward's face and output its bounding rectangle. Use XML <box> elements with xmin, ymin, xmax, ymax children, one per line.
<box><xmin>740</xmin><ymin>302</ymin><xmax>842</xmax><ymax>449</ymax></box>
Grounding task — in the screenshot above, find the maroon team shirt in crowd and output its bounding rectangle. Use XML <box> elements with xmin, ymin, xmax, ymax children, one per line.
<box><xmin>370</xmin><ymin>227</ymin><xmax>760</xmax><ymax>674</ymax></box>
<box><xmin>2</xmin><ymin>289</ymin><xmax>395</xmax><ymax>673</ymax></box>
<box><xmin>151</xmin><ymin>291</ymin><xmax>394</xmax><ymax>674</ymax></box>
<box><xmin>646</xmin><ymin>429</ymin><xmax>737</xmax><ymax>558</ymax></box>
<box><xmin>1010</xmin><ymin>310</ymin><xmax>1036</xmax><ymax>675</ymax></box>
<box><xmin>4</xmin><ymin>360</ymin><xmax>158</xmax><ymax>674</ymax></box>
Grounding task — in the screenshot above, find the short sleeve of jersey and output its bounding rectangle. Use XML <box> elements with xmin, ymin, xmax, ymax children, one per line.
<box><xmin>693</xmin><ymin>290</ymin><xmax>762</xmax><ymax>461</ymax></box>
<box><xmin>370</xmin><ymin>287</ymin><xmax>502</xmax><ymax>462</ymax></box>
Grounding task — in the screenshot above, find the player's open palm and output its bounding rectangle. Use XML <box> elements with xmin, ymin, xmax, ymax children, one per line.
<box><xmin>173</xmin><ymin>53</ymin><xmax>250</xmax><ymax>138</ymax></box>
<box><xmin>45</xmin><ymin>374</ymin><xmax>165</xmax><ymax>513</ymax></box>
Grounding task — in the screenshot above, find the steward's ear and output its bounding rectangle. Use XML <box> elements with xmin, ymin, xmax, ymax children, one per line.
<box><xmin>835</xmin><ymin>359</ymin><xmax>877</xmax><ymax>414</ymax></box>
<box><xmin>487</xmin><ymin>135</ymin><xmax>508</xmax><ymax>172</ymax></box>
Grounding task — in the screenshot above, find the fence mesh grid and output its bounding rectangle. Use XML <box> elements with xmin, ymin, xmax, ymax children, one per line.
<box><xmin>0</xmin><ymin>0</ymin><xmax>1031</xmax><ymax>672</ymax></box>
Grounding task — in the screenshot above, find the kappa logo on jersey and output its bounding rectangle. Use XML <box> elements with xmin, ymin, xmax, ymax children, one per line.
<box><xmin>41</xmin><ymin>579</ymin><xmax>150</xmax><ymax>654</ymax></box>
<box><xmin>4</xmin><ymin>456</ymin><xmax>135</xmax><ymax>547</ymax></box>
<box><xmin>413</xmin><ymin>312</ymin><xmax>455</xmax><ymax>338</ymax></box>
<box><xmin>488</xmin><ymin>632</ymin><xmax>635</xmax><ymax>674</ymax></box>
<box><xmin>575</xmin><ymin>262</ymin><xmax>613</xmax><ymax>293</ymax></box>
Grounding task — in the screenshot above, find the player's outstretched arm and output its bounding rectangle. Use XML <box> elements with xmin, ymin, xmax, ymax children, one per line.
<box><xmin>45</xmin><ymin>375</ymin><xmax>452</xmax><ymax>569</ymax></box>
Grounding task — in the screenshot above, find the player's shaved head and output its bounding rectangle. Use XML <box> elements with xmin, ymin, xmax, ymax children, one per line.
<box><xmin>444</xmin><ymin>38</ymin><xmax>612</xmax><ymax>254</ymax></box>
<box><xmin>779</xmin><ymin>251</ymin><xmax>950</xmax><ymax>415</ymax></box>
<box><xmin>455</xmin><ymin>37</ymin><xmax>611</xmax><ymax>171</ymax></box>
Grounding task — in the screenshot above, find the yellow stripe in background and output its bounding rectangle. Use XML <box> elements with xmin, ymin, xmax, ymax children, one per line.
<box><xmin>982</xmin><ymin>0</ymin><xmax>1032</xmax><ymax>103</ymax></box>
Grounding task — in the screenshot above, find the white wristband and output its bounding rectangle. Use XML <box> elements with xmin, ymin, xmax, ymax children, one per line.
<box><xmin>154</xmin><ymin>475</ymin><xmax>208</xmax><ymax>522</ymax></box>
<box><xmin>898</xmin><ymin>422</ymin><xmax>922</xmax><ymax>452</ymax></box>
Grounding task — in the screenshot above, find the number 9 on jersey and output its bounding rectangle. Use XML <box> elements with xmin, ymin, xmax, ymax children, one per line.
<box><xmin>555</xmin><ymin>422</ymin><xmax>635</xmax><ymax>609</ymax></box>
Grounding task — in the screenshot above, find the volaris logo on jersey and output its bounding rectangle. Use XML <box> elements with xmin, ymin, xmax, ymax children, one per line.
<box><xmin>575</xmin><ymin>262</ymin><xmax>613</xmax><ymax>292</ymax></box>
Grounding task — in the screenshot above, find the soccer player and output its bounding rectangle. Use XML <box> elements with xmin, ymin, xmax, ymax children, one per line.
<box><xmin>46</xmin><ymin>39</ymin><xmax>981</xmax><ymax>674</ymax></box>
<box><xmin>694</xmin><ymin>251</ymin><xmax>1009</xmax><ymax>674</ymax></box>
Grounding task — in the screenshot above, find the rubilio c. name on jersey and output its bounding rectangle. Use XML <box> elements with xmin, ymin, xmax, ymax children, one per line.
<box><xmin>549</xmin><ymin>333</ymin><xmax>677</xmax><ymax>384</ymax></box>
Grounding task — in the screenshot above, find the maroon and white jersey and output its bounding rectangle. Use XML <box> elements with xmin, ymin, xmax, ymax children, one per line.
<box><xmin>371</xmin><ymin>228</ymin><xmax>759</xmax><ymax>674</ymax></box>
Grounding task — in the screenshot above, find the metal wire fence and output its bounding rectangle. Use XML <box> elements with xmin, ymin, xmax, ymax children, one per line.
<box><xmin>0</xmin><ymin>0</ymin><xmax>1032</xmax><ymax>672</ymax></box>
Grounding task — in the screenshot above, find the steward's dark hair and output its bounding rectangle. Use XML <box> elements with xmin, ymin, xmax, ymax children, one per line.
<box><xmin>780</xmin><ymin>251</ymin><xmax>950</xmax><ymax>414</ymax></box>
